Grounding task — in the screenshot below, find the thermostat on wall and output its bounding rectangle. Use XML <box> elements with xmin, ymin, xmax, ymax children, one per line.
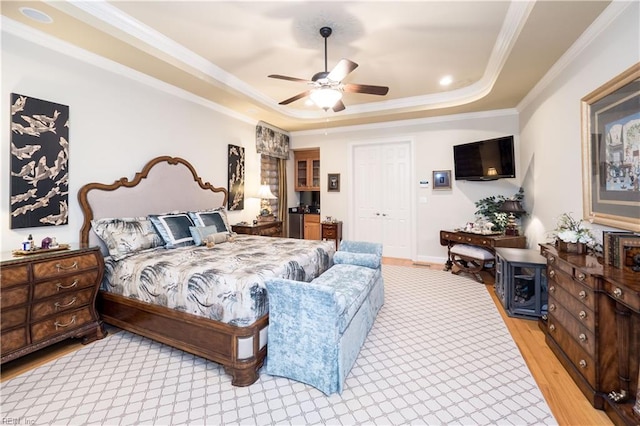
<box><xmin>419</xmin><ymin>180</ymin><xmax>430</xmax><ymax>188</ymax></box>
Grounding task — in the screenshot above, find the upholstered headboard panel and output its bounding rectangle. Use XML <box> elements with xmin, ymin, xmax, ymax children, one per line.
<box><xmin>78</xmin><ymin>156</ymin><xmax>228</xmax><ymax>251</ymax></box>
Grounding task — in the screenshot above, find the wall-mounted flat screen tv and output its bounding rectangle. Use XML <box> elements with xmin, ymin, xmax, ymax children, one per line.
<box><xmin>453</xmin><ymin>135</ymin><xmax>516</xmax><ymax>181</ymax></box>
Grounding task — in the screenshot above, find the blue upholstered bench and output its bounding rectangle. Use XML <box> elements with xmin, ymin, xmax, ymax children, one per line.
<box><xmin>265</xmin><ymin>240</ymin><xmax>384</xmax><ymax>395</ymax></box>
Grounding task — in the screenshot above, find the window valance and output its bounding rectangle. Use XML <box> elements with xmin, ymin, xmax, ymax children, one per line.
<box><xmin>256</xmin><ymin>121</ymin><xmax>289</xmax><ymax>160</ymax></box>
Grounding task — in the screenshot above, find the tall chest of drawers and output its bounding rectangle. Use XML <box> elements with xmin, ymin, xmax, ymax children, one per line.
<box><xmin>540</xmin><ymin>244</ymin><xmax>639</xmax><ymax>426</ymax></box>
<box><xmin>1</xmin><ymin>246</ymin><xmax>106</xmax><ymax>364</ymax></box>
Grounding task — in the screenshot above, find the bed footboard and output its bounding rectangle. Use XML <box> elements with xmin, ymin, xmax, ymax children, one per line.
<box><xmin>97</xmin><ymin>291</ymin><xmax>268</xmax><ymax>386</ymax></box>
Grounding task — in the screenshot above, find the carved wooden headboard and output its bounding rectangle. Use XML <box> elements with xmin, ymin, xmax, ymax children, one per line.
<box><xmin>78</xmin><ymin>156</ymin><xmax>228</xmax><ymax>249</ymax></box>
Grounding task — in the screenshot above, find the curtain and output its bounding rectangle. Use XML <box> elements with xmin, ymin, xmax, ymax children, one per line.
<box><xmin>256</xmin><ymin>121</ymin><xmax>289</xmax><ymax>160</ymax></box>
<box><xmin>278</xmin><ymin>158</ymin><xmax>287</xmax><ymax>233</ymax></box>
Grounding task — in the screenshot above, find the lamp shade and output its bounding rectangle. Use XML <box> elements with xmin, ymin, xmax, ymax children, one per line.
<box><xmin>256</xmin><ymin>184</ymin><xmax>276</xmax><ymax>200</ymax></box>
<box><xmin>310</xmin><ymin>88</ymin><xmax>342</xmax><ymax>110</ymax></box>
<box><xmin>499</xmin><ymin>200</ymin><xmax>525</xmax><ymax>214</ymax></box>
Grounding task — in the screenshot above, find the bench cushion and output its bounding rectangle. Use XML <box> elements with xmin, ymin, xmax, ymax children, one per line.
<box><xmin>450</xmin><ymin>244</ymin><xmax>494</xmax><ymax>260</ymax></box>
<box><xmin>313</xmin><ymin>264</ymin><xmax>378</xmax><ymax>332</ymax></box>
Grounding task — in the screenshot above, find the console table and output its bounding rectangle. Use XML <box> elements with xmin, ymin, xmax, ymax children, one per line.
<box><xmin>439</xmin><ymin>230</ymin><xmax>526</xmax><ymax>271</ymax></box>
<box><xmin>540</xmin><ymin>244</ymin><xmax>639</xmax><ymax>426</ymax></box>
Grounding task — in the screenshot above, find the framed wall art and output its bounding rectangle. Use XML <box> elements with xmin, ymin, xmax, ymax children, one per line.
<box><xmin>10</xmin><ymin>93</ymin><xmax>69</xmax><ymax>229</ymax></box>
<box><xmin>227</xmin><ymin>144</ymin><xmax>245</xmax><ymax>210</ymax></box>
<box><xmin>581</xmin><ymin>63</ymin><xmax>640</xmax><ymax>231</ymax></box>
<box><xmin>327</xmin><ymin>173</ymin><xmax>340</xmax><ymax>192</ymax></box>
<box><xmin>433</xmin><ymin>170</ymin><xmax>451</xmax><ymax>190</ymax></box>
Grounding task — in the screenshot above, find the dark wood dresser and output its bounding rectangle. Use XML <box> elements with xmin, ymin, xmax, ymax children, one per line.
<box><xmin>1</xmin><ymin>245</ymin><xmax>106</xmax><ymax>364</ymax></box>
<box><xmin>540</xmin><ymin>244</ymin><xmax>639</xmax><ymax>426</ymax></box>
<box><xmin>321</xmin><ymin>221</ymin><xmax>343</xmax><ymax>250</ymax></box>
<box><xmin>231</xmin><ymin>220</ymin><xmax>283</xmax><ymax>237</ymax></box>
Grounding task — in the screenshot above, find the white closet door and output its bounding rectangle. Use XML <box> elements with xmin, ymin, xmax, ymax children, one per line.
<box><xmin>353</xmin><ymin>141</ymin><xmax>411</xmax><ymax>259</ymax></box>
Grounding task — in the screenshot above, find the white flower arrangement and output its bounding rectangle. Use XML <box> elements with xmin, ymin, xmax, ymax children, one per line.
<box><xmin>553</xmin><ymin>213</ymin><xmax>595</xmax><ymax>246</ymax></box>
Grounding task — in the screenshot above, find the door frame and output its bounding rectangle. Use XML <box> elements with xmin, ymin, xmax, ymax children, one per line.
<box><xmin>347</xmin><ymin>136</ymin><xmax>416</xmax><ymax>261</ymax></box>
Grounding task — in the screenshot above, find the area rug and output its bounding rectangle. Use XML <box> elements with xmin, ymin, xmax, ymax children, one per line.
<box><xmin>1</xmin><ymin>265</ymin><xmax>556</xmax><ymax>425</ymax></box>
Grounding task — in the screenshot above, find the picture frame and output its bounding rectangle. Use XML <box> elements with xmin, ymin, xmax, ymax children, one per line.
<box><xmin>433</xmin><ymin>170</ymin><xmax>451</xmax><ymax>190</ymax></box>
<box><xmin>327</xmin><ymin>173</ymin><xmax>340</xmax><ymax>192</ymax></box>
<box><xmin>581</xmin><ymin>63</ymin><xmax>640</xmax><ymax>232</ymax></box>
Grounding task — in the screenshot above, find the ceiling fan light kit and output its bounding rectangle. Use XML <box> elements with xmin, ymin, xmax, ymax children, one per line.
<box><xmin>268</xmin><ymin>26</ymin><xmax>389</xmax><ymax>112</ymax></box>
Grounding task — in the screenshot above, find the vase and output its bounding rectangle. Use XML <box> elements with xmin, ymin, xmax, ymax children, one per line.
<box><xmin>557</xmin><ymin>240</ymin><xmax>586</xmax><ymax>254</ymax></box>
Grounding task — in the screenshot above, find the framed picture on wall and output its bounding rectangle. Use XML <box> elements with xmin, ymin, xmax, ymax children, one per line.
<box><xmin>328</xmin><ymin>173</ymin><xmax>340</xmax><ymax>192</ymax></box>
<box><xmin>581</xmin><ymin>63</ymin><xmax>640</xmax><ymax>232</ymax></box>
<box><xmin>433</xmin><ymin>170</ymin><xmax>451</xmax><ymax>190</ymax></box>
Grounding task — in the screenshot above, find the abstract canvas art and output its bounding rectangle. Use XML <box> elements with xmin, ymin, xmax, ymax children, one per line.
<box><xmin>227</xmin><ymin>144</ymin><xmax>245</xmax><ymax>210</ymax></box>
<box><xmin>10</xmin><ymin>93</ymin><xmax>69</xmax><ymax>229</ymax></box>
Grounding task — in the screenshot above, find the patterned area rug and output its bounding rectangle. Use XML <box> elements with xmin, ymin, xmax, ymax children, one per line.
<box><xmin>1</xmin><ymin>265</ymin><xmax>556</xmax><ymax>425</ymax></box>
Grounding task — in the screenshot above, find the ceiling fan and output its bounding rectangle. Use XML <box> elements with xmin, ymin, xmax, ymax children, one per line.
<box><xmin>268</xmin><ymin>26</ymin><xmax>389</xmax><ymax>112</ymax></box>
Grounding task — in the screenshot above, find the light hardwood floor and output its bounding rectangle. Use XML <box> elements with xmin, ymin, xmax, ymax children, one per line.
<box><xmin>1</xmin><ymin>258</ymin><xmax>614</xmax><ymax>425</ymax></box>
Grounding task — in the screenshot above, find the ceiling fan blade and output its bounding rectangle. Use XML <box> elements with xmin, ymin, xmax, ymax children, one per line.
<box><xmin>268</xmin><ymin>74</ymin><xmax>312</xmax><ymax>84</ymax></box>
<box><xmin>279</xmin><ymin>90</ymin><xmax>312</xmax><ymax>105</ymax></box>
<box><xmin>332</xmin><ymin>100</ymin><xmax>346</xmax><ymax>112</ymax></box>
<box><xmin>342</xmin><ymin>83</ymin><xmax>389</xmax><ymax>96</ymax></box>
<box><xmin>327</xmin><ymin>59</ymin><xmax>358</xmax><ymax>82</ymax></box>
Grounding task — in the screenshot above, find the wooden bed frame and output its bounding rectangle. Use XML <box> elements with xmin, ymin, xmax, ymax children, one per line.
<box><xmin>78</xmin><ymin>156</ymin><xmax>268</xmax><ymax>386</ymax></box>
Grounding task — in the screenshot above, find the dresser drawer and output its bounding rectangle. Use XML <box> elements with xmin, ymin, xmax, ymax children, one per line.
<box><xmin>604</xmin><ymin>281</ymin><xmax>640</xmax><ymax>312</ymax></box>
<box><xmin>548</xmin><ymin>268</ymin><xmax>595</xmax><ymax>311</ymax></box>
<box><xmin>1</xmin><ymin>307</ymin><xmax>28</xmax><ymax>330</ymax></box>
<box><xmin>547</xmin><ymin>317</ymin><xmax>596</xmax><ymax>387</ymax></box>
<box><xmin>548</xmin><ymin>305</ymin><xmax>595</xmax><ymax>355</ymax></box>
<box><xmin>1</xmin><ymin>328</ymin><xmax>28</xmax><ymax>355</ymax></box>
<box><xmin>32</xmin><ymin>253</ymin><xmax>98</xmax><ymax>279</ymax></box>
<box><xmin>545</xmin><ymin>254</ymin><xmax>573</xmax><ymax>275</ymax></box>
<box><xmin>31</xmin><ymin>307</ymin><xmax>94</xmax><ymax>342</ymax></box>
<box><xmin>260</xmin><ymin>225</ymin><xmax>282</xmax><ymax>237</ymax></box>
<box><xmin>548</xmin><ymin>283</ymin><xmax>595</xmax><ymax>330</ymax></box>
<box><xmin>0</xmin><ymin>264</ymin><xmax>29</xmax><ymax>288</ymax></box>
<box><xmin>323</xmin><ymin>228</ymin><xmax>337</xmax><ymax>238</ymax></box>
<box><xmin>33</xmin><ymin>270</ymin><xmax>99</xmax><ymax>300</ymax></box>
<box><xmin>31</xmin><ymin>288</ymin><xmax>95</xmax><ymax>321</ymax></box>
<box><xmin>1</xmin><ymin>285</ymin><xmax>29</xmax><ymax>309</ymax></box>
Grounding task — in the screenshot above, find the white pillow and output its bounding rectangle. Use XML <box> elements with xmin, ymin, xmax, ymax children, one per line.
<box><xmin>91</xmin><ymin>217</ymin><xmax>163</xmax><ymax>260</ymax></box>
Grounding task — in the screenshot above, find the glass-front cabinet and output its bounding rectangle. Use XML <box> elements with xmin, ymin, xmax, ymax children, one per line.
<box><xmin>294</xmin><ymin>149</ymin><xmax>320</xmax><ymax>191</ymax></box>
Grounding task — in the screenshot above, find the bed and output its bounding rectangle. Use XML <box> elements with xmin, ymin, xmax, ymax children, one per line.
<box><xmin>78</xmin><ymin>156</ymin><xmax>335</xmax><ymax>386</ymax></box>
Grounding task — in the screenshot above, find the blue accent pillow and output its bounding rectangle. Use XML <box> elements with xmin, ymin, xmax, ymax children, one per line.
<box><xmin>333</xmin><ymin>251</ymin><xmax>381</xmax><ymax>269</ymax></box>
<box><xmin>188</xmin><ymin>209</ymin><xmax>229</xmax><ymax>232</ymax></box>
<box><xmin>149</xmin><ymin>213</ymin><xmax>195</xmax><ymax>248</ymax></box>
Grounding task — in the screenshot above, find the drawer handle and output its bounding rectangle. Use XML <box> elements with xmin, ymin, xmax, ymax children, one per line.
<box><xmin>466</xmin><ymin>238</ymin><xmax>471</xmax><ymax>242</ymax></box>
<box><xmin>578</xmin><ymin>290</ymin><xmax>587</xmax><ymax>300</ymax></box>
<box><xmin>549</xmin><ymin>324</ymin><xmax>556</xmax><ymax>332</ymax></box>
<box><xmin>549</xmin><ymin>304</ymin><xmax>556</xmax><ymax>312</ymax></box>
<box><xmin>56</xmin><ymin>261</ymin><xmax>78</xmax><ymax>271</ymax></box>
<box><xmin>549</xmin><ymin>270</ymin><xmax>555</xmax><ymax>278</ymax></box>
<box><xmin>548</xmin><ymin>256</ymin><xmax>556</xmax><ymax>264</ymax></box>
<box><xmin>549</xmin><ymin>285</ymin><xmax>555</xmax><ymax>293</ymax></box>
<box><xmin>579</xmin><ymin>333</ymin><xmax>587</xmax><ymax>342</ymax></box>
<box><xmin>613</xmin><ymin>288</ymin><xmax>623</xmax><ymax>298</ymax></box>
<box><xmin>54</xmin><ymin>297</ymin><xmax>77</xmax><ymax>311</ymax></box>
<box><xmin>56</xmin><ymin>279</ymin><xmax>79</xmax><ymax>291</ymax></box>
<box><xmin>579</xmin><ymin>311</ymin><xmax>587</xmax><ymax>320</ymax></box>
<box><xmin>579</xmin><ymin>360</ymin><xmax>587</xmax><ymax>369</ymax></box>
<box><xmin>577</xmin><ymin>272</ymin><xmax>586</xmax><ymax>281</ymax></box>
<box><xmin>55</xmin><ymin>315</ymin><xmax>76</xmax><ymax>330</ymax></box>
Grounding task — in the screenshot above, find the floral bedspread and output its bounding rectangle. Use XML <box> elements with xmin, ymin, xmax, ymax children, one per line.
<box><xmin>101</xmin><ymin>235</ymin><xmax>335</xmax><ymax>326</ymax></box>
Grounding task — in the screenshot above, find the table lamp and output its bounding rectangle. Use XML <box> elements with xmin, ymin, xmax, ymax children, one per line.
<box><xmin>257</xmin><ymin>184</ymin><xmax>276</xmax><ymax>221</ymax></box>
<box><xmin>499</xmin><ymin>200</ymin><xmax>525</xmax><ymax>236</ymax></box>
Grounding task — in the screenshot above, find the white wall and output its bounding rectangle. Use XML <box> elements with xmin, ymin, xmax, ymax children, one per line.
<box><xmin>519</xmin><ymin>0</ymin><xmax>640</xmax><ymax>248</ymax></box>
<box><xmin>291</xmin><ymin>111</ymin><xmax>521</xmax><ymax>263</ymax></box>
<box><xmin>1</xmin><ymin>31</ymin><xmax>261</xmax><ymax>252</ymax></box>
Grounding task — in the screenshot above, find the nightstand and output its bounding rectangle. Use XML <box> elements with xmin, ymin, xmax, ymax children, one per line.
<box><xmin>322</xmin><ymin>221</ymin><xmax>343</xmax><ymax>250</ymax></box>
<box><xmin>1</xmin><ymin>245</ymin><xmax>107</xmax><ymax>364</ymax></box>
<box><xmin>232</xmin><ymin>221</ymin><xmax>283</xmax><ymax>237</ymax></box>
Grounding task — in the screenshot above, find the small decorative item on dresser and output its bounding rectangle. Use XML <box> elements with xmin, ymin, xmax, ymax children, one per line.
<box><xmin>550</xmin><ymin>212</ymin><xmax>595</xmax><ymax>253</ymax></box>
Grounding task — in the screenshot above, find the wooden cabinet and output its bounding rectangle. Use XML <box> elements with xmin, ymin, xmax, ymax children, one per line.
<box><xmin>304</xmin><ymin>214</ymin><xmax>321</xmax><ymax>240</ymax></box>
<box><xmin>322</xmin><ymin>221</ymin><xmax>343</xmax><ymax>250</ymax></box>
<box><xmin>1</xmin><ymin>246</ymin><xmax>106</xmax><ymax>364</ymax></box>
<box><xmin>440</xmin><ymin>230</ymin><xmax>526</xmax><ymax>271</ymax></box>
<box><xmin>231</xmin><ymin>221</ymin><xmax>283</xmax><ymax>237</ymax></box>
<box><xmin>294</xmin><ymin>149</ymin><xmax>320</xmax><ymax>191</ymax></box>
<box><xmin>540</xmin><ymin>244</ymin><xmax>639</xmax><ymax>426</ymax></box>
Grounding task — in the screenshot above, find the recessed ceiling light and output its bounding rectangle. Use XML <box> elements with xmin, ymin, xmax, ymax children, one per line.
<box><xmin>19</xmin><ymin>7</ymin><xmax>53</xmax><ymax>24</ymax></box>
<box><xmin>439</xmin><ymin>75</ymin><xmax>453</xmax><ymax>86</ymax></box>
